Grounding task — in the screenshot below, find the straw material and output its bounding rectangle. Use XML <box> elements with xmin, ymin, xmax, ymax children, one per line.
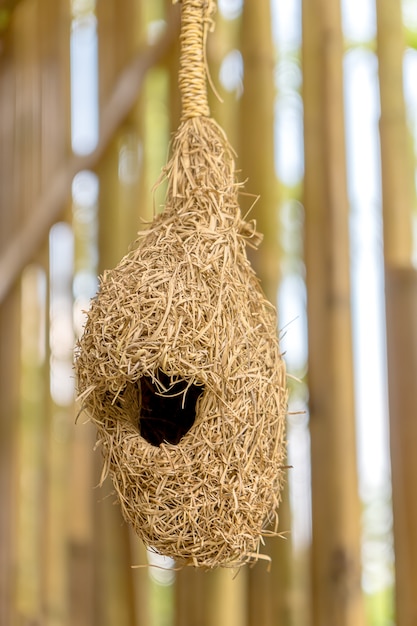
<box><xmin>75</xmin><ymin>0</ymin><xmax>287</xmax><ymax>569</ymax></box>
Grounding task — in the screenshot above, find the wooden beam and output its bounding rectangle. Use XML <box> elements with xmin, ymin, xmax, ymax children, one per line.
<box><xmin>0</xmin><ymin>5</ymin><xmax>179</xmax><ymax>303</ymax></box>
<box><xmin>302</xmin><ymin>0</ymin><xmax>365</xmax><ymax>623</ymax></box>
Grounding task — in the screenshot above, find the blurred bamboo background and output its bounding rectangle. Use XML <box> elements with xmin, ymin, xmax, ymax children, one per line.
<box><xmin>0</xmin><ymin>0</ymin><xmax>416</xmax><ymax>624</ymax></box>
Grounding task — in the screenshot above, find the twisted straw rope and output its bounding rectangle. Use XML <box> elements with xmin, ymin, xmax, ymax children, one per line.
<box><xmin>175</xmin><ymin>0</ymin><xmax>216</xmax><ymax>119</ymax></box>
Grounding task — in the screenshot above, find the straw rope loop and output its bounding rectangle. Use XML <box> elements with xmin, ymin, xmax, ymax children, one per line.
<box><xmin>175</xmin><ymin>0</ymin><xmax>215</xmax><ymax>119</ymax></box>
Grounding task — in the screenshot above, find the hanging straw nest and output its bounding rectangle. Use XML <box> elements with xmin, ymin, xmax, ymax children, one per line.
<box><xmin>75</xmin><ymin>0</ymin><xmax>287</xmax><ymax>569</ymax></box>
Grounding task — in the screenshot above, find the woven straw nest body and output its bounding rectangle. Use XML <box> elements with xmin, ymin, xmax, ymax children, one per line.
<box><xmin>75</xmin><ymin>117</ymin><xmax>287</xmax><ymax>569</ymax></box>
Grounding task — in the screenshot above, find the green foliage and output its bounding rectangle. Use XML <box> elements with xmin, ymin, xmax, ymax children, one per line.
<box><xmin>365</xmin><ymin>586</ymin><xmax>395</xmax><ymax>626</ymax></box>
<box><xmin>149</xmin><ymin>577</ymin><xmax>174</xmax><ymax>626</ymax></box>
<box><xmin>405</xmin><ymin>27</ymin><xmax>417</xmax><ymax>50</ymax></box>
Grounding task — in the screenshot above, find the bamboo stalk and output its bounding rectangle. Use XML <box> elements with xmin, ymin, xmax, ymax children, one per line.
<box><xmin>206</xmin><ymin>4</ymin><xmax>240</xmax><ymax>145</ymax></box>
<box><xmin>376</xmin><ymin>0</ymin><xmax>413</xmax><ymax>266</ymax></box>
<box><xmin>92</xmin><ymin>6</ymin><xmax>141</xmax><ymax>616</ymax></box>
<box><xmin>376</xmin><ymin>1</ymin><xmax>417</xmax><ymax>624</ymax></box>
<box><xmin>302</xmin><ymin>0</ymin><xmax>365</xmax><ymax>624</ymax></box>
<box><xmin>203</xmin><ymin>569</ymin><xmax>248</xmax><ymax>626</ymax></box>
<box><xmin>91</xmin><ymin>168</ymin><xmax>138</xmax><ymax>625</ymax></box>
<box><xmin>238</xmin><ymin>0</ymin><xmax>279</xmax><ymax>302</ymax></box>
<box><xmin>68</xmin><ymin>418</ymin><xmax>96</xmax><ymax>626</ymax></box>
<box><xmin>384</xmin><ymin>268</ymin><xmax>417</xmax><ymax>626</ymax></box>
<box><xmin>0</xmin><ymin>288</ymin><xmax>20</xmax><ymax>626</ymax></box>
<box><xmin>16</xmin><ymin>264</ymin><xmax>48</xmax><ymax>623</ymax></box>
<box><xmin>174</xmin><ymin>567</ymin><xmax>206</xmax><ymax>626</ymax></box>
<box><xmin>0</xmin><ymin>63</ymin><xmax>16</xmax><ymax>623</ymax></box>
<box><xmin>0</xmin><ymin>1</ymin><xmax>41</xmax><ymax>622</ymax></box>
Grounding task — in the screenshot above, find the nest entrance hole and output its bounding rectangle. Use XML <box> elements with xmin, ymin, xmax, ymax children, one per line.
<box><xmin>138</xmin><ymin>370</ymin><xmax>204</xmax><ymax>447</ymax></box>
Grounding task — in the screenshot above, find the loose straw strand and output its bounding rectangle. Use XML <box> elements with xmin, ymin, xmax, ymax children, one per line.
<box><xmin>175</xmin><ymin>0</ymin><xmax>216</xmax><ymax>119</ymax></box>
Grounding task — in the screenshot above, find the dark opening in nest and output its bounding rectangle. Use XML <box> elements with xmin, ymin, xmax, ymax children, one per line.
<box><xmin>138</xmin><ymin>370</ymin><xmax>204</xmax><ymax>446</ymax></box>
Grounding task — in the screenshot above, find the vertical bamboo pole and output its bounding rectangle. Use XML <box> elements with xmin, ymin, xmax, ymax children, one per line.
<box><xmin>93</xmin><ymin>145</ymin><xmax>137</xmax><ymax>626</ymax></box>
<box><xmin>13</xmin><ymin>12</ymin><xmax>43</xmax><ymax>598</ymax></box>
<box><xmin>238</xmin><ymin>1</ymin><xmax>294</xmax><ymax>625</ymax></box>
<box><xmin>93</xmin><ymin>142</ymin><xmax>139</xmax><ymax>626</ymax></box>
<box><xmin>0</xmin><ymin>1</ymin><xmax>42</xmax><ymax>622</ymax></box>
<box><xmin>95</xmin><ymin>127</ymin><xmax>152</xmax><ymax>625</ymax></box>
<box><xmin>68</xmin><ymin>416</ymin><xmax>96</xmax><ymax>626</ymax></box>
<box><xmin>0</xmin><ymin>1</ymin><xmax>71</xmax><ymax>622</ymax></box>
<box><xmin>70</xmin><ymin>174</ymin><xmax>97</xmax><ymax>625</ymax></box>
<box><xmin>175</xmin><ymin>568</ymin><xmax>206</xmax><ymax>626</ymax></box>
<box><xmin>34</xmin><ymin>0</ymin><xmax>73</xmax><ymax>621</ymax></box>
<box><xmin>165</xmin><ymin>0</ymin><xmax>181</xmax><ymax>135</ymax></box>
<box><xmin>44</xmin><ymin>227</ymin><xmax>74</xmax><ymax>626</ymax></box>
<box><xmin>302</xmin><ymin>0</ymin><xmax>365</xmax><ymax>624</ymax></box>
<box><xmin>0</xmin><ymin>290</ymin><xmax>20</xmax><ymax>626</ymax></box>
<box><xmin>126</xmin><ymin>4</ymin><xmax>156</xmax><ymax>616</ymax></box>
<box><xmin>70</xmin><ymin>182</ymin><xmax>96</xmax><ymax>623</ymax></box>
<box><xmin>0</xmin><ymin>6</ymin><xmax>20</xmax><ymax>625</ymax></box>
<box><xmin>375</xmin><ymin>2</ymin><xmax>417</xmax><ymax>624</ymax></box>
<box><xmin>375</xmin><ymin>0</ymin><xmax>413</xmax><ymax>267</ymax></box>
<box><xmin>93</xmin><ymin>6</ymin><xmax>152</xmax><ymax>623</ymax></box>
<box><xmin>17</xmin><ymin>262</ymin><xmax>49</xmax><ymax>624</ymax></box>
<box><xmin>206</xmin><ymin>5</ymin><xmax>240</xmax><ymax>146</ymax></box>
<box><xmin>238</xmin><ymin>0</ymin><xmax>279</xmax><ymax>300</ymax></box>
<box><xmin>176</xmin><ymin>567</ymin><xmax>248</xmax><ymax>626</ymax></box>
<box><xmin>203</xmin><ymin>569</ymin><xmax>248</xmax><ymax>626</ymax></box>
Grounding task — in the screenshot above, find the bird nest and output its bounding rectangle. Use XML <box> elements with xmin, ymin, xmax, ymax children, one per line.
<box><xmin>75</xmin><ymin>117</ymin><xmax>287</xmax><ymax>568</ymax></box>
<box><xmin>75</xmin><ymin>0</ymin><xmax>287</xmax><ymax>569</ymax></box>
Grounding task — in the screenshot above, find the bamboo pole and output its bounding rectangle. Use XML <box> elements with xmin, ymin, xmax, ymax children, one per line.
<box><xmin>0</xmin><ymin>288</ymin><xmax>20</xmax><ymax>626</ymax></box>
<box><xmin>176</xmin><ymin>566</ymin><xmax>250</xmax><ymax>626</ymax></box>
<box><xmin>375</xmin><ymin>0</ymin><xmax>413</xmax><ymax>266</ymax></box>
<box><xmin>203</xmin><ymin>569</ymin><xmax>248</xmax><ymax>626</ymax></box>
<box><xmin>68</xmin><ymin>417</ymin><xmax>96</xmax><ymax>626</ymax></box>
<box><xmin>175</xmin><ymin>565</ymin><xmax>248</xmax><ymax>626</ymax></box>
<box><xmin>302</xmin><ymin>0</ymin><xmax>365</xmax><ymax>624</ymax></box>
<box><xmin>175</xmin><ymin>568</ymin><xmax>206</xmax><ymax>626</ymax></box>
<box><xmin>165</xmin><ymin>0</ymin><xmax>181</xmax><ymax>135</ymax></box>
<box><xmin>0</xmin><ymin>35</ymin><xmax>17</xmax><ymax>626</ymax></box>
<box><xmin>206</xmin><ymin>4</ymin><xmax>240</xmax><ymax>146</ymax></box>
<box><xmin>0</xmin><ymin>1</ymin><xmax>43</xmax><ymax>622</ymax></box>
<box><xmin>92</xmin><ymin>147</ymin><xmax>137</xmax><ymax>626</ymax></box>
<box><xmin>43</xmin><ymin>301</ymin><xmax>72</xmax><ymax>626</ymax></box>
<box><xmin>384</xmin><ymin>268</ymin><xmax>417</xmax><ymax>626</ymax></box>
<box><xmin>41</xmin><ymin>4</ymin><xmax>74</xmax><ymax>624</ymax></box>
<box><xmin>238</xmin><ymin>0</ymin><xmax>279</xmax><ymax>301</ymax></box>
<box><xmin>90</xmin><ymin>6</ymin><xmax>160</xmax><ymax>621</ymax></box>
<box><xmin>70</xmin><ymin>177</ymin><xmax>97</xmax><ymax>625</ymax></box>
<box><xmin>92</xmin><ymin>5</ymin><xmax>142</xmax><ymax>622</ymax></box>
<box><xmin>16</xmin><ymin>263</ymin><xmax>49</xmax><ymax>624</ymax></box>
<box><xmin>375</xmin><ymin>2</ymin><xmax>417</xmax><ymax>624</ymax></box>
